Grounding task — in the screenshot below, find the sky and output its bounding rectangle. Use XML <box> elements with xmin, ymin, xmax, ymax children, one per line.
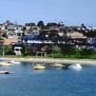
<box><xmin>0</xmin><ymin>0</ymin><xmax>96</xmax><ymax>26</ymax></box>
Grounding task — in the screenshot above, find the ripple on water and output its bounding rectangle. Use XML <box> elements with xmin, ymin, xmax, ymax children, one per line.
<box><xmin>0</xmin><ymin>63</ymin><xmax>95</xmax><ymax>96</ymax></box>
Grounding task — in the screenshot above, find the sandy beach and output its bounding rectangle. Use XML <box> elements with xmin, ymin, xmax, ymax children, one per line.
<box><xmin>1</xmin><ymin>57</ymin><xmax>96</xmax><ymax>65</ymax></box>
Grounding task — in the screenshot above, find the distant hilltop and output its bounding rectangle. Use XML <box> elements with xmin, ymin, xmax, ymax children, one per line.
<box><xmin>0</xmin><ymin>20</ymin><xmax>96</xmax><ymax>30</ymax></box>
<box><xmin>0</xmin><ymin>20</ymin><xmax>96</xmax><ymax>57</ymax></box>
<box><xmin>0</xmin><ymin>20</ymin><xmax>96</xmax><ymax>46</ymax></box>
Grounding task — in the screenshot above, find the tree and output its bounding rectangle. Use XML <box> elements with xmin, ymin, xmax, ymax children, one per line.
<box><xmin>0</xmin><ymin>28</ymin><xmax>5</xmax><ymax>56</ymax></box>
<box><xmin>25</xmin><ymin>22</ymin><xmax>36</xmax><ymax>26</ymax></box>
<box><xmin>84</xmin><ymin>30</ymin><xmax>96</xmax><ymax>38</ymax></box>
<box><xmin>81</xmin><ymin>23</ymin><xmax>87</xmax><ymax>30</ymax></box>
<box><xmin>0</xmin><ymin>38</ymin><xmax>4</xmax><ymax>56</ymax></box>
<box><xmin>37</xmin><ymin>21</ymin><xmax>44</xmax><ymax>28</ymax></box>
<box><xmin>61</xmin><ymin>44</ymin><xmax>76</xmax><ymax>55</ymax></box>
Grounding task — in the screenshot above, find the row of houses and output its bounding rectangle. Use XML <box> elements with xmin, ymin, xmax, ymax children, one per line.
<box><xmin>0</xmin><ymin>21</ymin><xmax>96</xmax><ymax>55</ymax></box>
<box><xmin>0</xmin><ymin>21</ymin><xmax>89</xmax><ymax>39</ymax></box>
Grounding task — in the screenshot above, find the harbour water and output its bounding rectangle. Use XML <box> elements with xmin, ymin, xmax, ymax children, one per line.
<box><xmin>0</xmin><ymin>62</ymin><xmax>96</xmax><ymax>96</ymax></box>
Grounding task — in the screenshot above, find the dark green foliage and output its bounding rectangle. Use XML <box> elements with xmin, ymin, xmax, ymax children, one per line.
<box><xmin>37</xmin><ymin>21</ymin><xmax>44</xmax><ymax>28</ymax></box>
<box><xmin>21</xmin><ymin>44</ymin><xmax>28</xmax><ymax>56</ymax></box>
<box><xmin>2</xmin><ymin>33</ymin><xmax>7</xmax><ymax>38</ymax></box>
<box><xmin>61</xmin><ymin>44</ymin><xmax>76</xmax><ymax>55</ymax></box>
<box><xmin>4</xmin><ymin>45</ymin><xmax>11</xmax><ymax>55</ymax></box>
<box><xmin>48</xmin><ymin>52</ymin><xmax>64</xmax><ymax>58</ymax></box>
<box><xmin>79</xmin><ymin>48</ymin><xmax>95</xmax><ymax>55</ymax></box>
<box><xmin>84</xmin><ymin>30</ymin><xmax>96</xmax><ymax>37</ymax></box>
<box><xmin>25</xmin><ymin>22</ymin><xmax>36</xmax><ymax>26</ymax></box>
<box><xmin>46</xmin><ymin>23</ymin><xmax>58</xmax><ymax>27</ymax></box>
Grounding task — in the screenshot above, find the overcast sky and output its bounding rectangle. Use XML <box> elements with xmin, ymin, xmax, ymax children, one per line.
<box><xmin>0</xmin><ymin>0</ymin><xmax>96</xmax><ymax>26</ymax></box>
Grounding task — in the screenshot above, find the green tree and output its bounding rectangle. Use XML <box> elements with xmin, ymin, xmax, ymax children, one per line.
<box><xmin>37</xmin><ymin>21</ymin><xmax>44</xmax><ymax>28</ymax></box>
<box><xmin>84</xmin><ymin>30</ymin><xmax>96</xmax><ymax>37</ymax></box>
<box><xmin>61</xmin><ymin>44</ymin><xmax>76</xmax><ymax>55</ymax></box>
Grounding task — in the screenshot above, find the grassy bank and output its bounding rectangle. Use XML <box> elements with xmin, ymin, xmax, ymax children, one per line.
<box><xmin>1</xmin><ymin>45</ymin><xmax>96</xmax><ymax>59</ymax></box>
<box><xmin>48</xmin><ymin>52</ymin><xmax>96</xmax><ymax>59</ymax></box>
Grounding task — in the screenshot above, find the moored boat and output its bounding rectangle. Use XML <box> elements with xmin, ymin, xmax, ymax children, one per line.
<box><xmin>8</xmin><ymin>60</ymin><xmax>21</xmax><ymax>64</ymax></box>
<box><xmin>0</xmin><ymin>70</ymin><xmax>12</xmax><ymax>74</ymax></box>
<box><xmin>68</xmin><ymin>63</ymin><xmax>82</xmax><ymax>70</ymax></box>
<box><xmin>51</xmin><ymin>63</ymin><xmax>64</xmax><ymax>68</ymax></box>
<box><xmin>33</xmin><ymin>64</ymin><xmax>46</xmax><ymax>70</ymax></box>
<box><xmin>0</xmin><ymin>61</ymin><xmax>13</xmax><ymax>66</ymax></box>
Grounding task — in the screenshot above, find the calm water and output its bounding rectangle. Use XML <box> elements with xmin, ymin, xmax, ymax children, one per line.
<box><xmin>0</xmin><ymin>62</ymin><xmax>96</xmax><ymax>96</ymax></box>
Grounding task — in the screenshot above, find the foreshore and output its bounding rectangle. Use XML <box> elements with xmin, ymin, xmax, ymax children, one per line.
<box><xmin>1</xmin><ymin>57</ymin><xmax>96</xmax><ymax>65</ymax></box>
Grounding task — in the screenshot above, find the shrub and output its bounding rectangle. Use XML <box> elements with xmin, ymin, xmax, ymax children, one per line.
<box><xmin>79</xmin><ymin>49</ymin><xmax>95</xmax><ymax>55</ymax></box>
<box><xmin>4</xmin><ymin>45</ymin><xmax>12</xmax><ymax>55</ymax></box>
<box><xmin>48</xmin><ymin>52</ymin><xmax>64</xmax><ymax>58</ymax></box>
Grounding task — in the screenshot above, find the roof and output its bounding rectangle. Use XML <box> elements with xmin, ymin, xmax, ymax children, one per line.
<box><xmin>67</xmin><ymin>32</ymin><xmax>86</xmax><ymax>39</ymax></box>
<box><xmin>3</xmin><ymin>38</ymin><xmax>19</xmax><ymax>45</ymax></box>
<box><xmin>21</xmin><ymin>35</ymin><xmax>42</xmax><ymax>41</ymax></box>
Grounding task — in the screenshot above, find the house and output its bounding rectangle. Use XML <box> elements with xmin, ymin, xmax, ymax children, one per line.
<box><xmin>6</xmin><ymin>25</ymin><xmax>16</xmax><ymax>38</ymax></box>
<box><xmin>31</xmin><ymin>26</ymin><xmax>41</xmax><ymax>35</ymax></box>
<box><xmin>25</xmin><ymin>23</ymin><xmax>41</xmax><ymax>35</ymax></box>
<box><xmin>15</xmin><ymin>25</ymin><xmax>23</xmax><ymax>38</ymax></box>
<box><xmin>46</xmin><ymin>22</ymin><xmax>59</xmax><ymax>32</ymax></box>
<box><xmin>11</xmin><ymin>43</ymin><xmax>22</xmax><ymax>55</ymax></box>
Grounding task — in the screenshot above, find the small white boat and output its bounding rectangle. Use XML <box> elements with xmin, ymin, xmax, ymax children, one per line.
<box><xmin>8</xmin><ymin>60</ymin><xmax>21</xmax><ymax>65</ymax></box>
<box><xmin>68</xmin><ymin>63</ymin><xmax>82</xmax><ymax>71</ymax></box>
<box><xmin>0</xmin><ymin>70</ymin><xmax>12</xmax><ymax>74</ymax></box>
<box><xmin>33</xmin><ymin>64</ymin><xmax>46</xmax><ymax>70</ymax></box>
<box><xmin>0</xmin><ymin>61</ymin><xmax>13</xmax><ymax>66</ymax></box>
<box><xmin>51</xmin><ymin>63</ymin><xmax>64</xmax><ymax>68</ymax></box>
